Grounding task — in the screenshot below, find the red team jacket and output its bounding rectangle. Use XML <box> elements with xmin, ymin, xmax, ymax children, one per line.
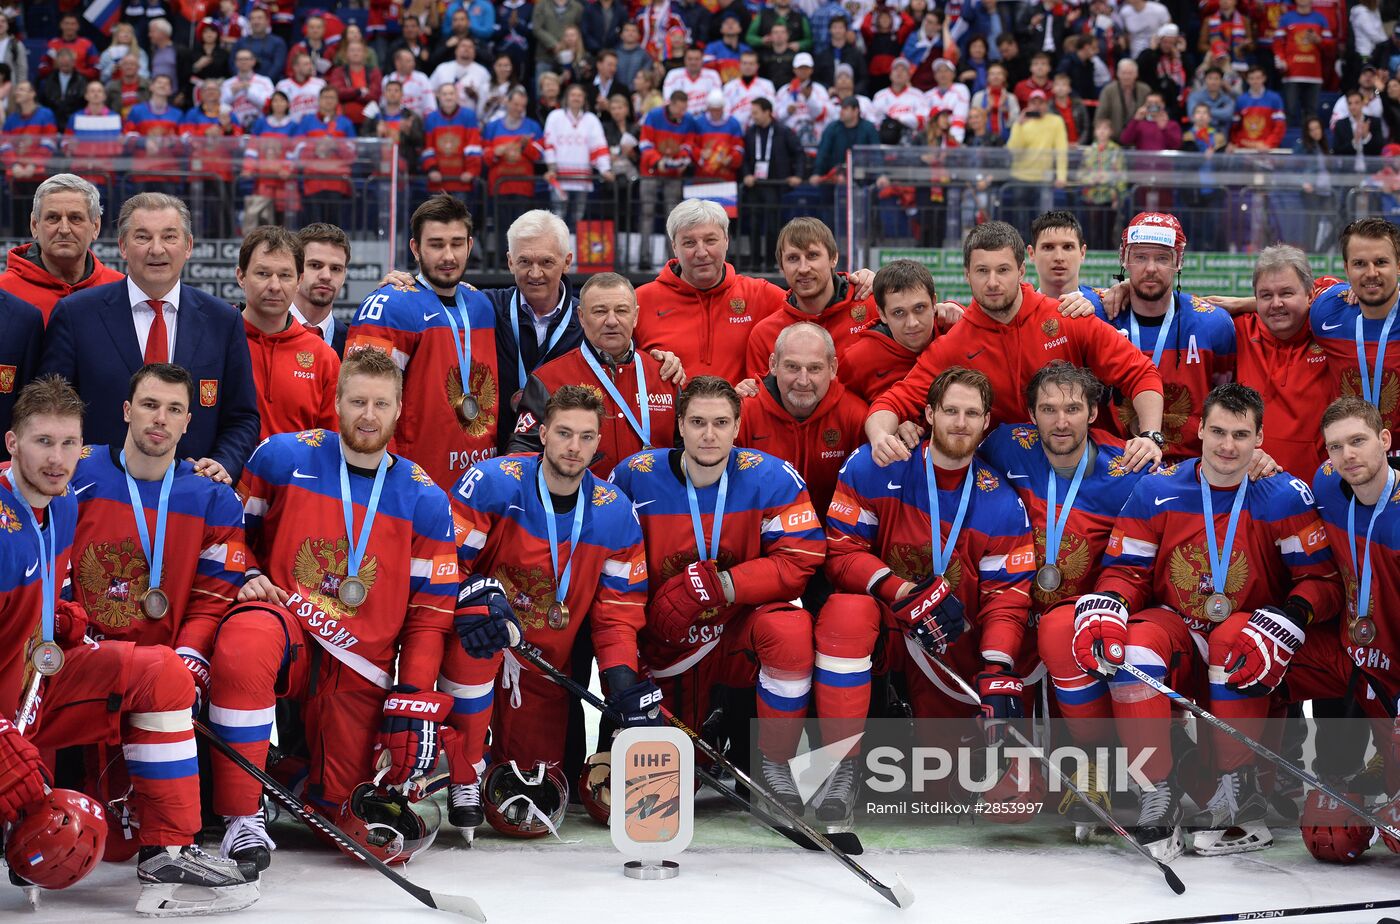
<box><xmin>243</xmin><ymin>317</ymin><xmax>341</xmax><ymax>440</ymax></box>
<box><xmin>634</xmin><ymin>262</ymin><xmax>786</xmax><ymax>383</ymax></box>
<box><xmin>0</xmin><ymin>243</ymin><xmax>124</xmax><ymax>322</ymax></box>
<box><xmin>239</xmin><ymin>430</ymin><xmax>459</xmax><ymax>691</ymax></box>
<box><xmin>870</xmin><ymin>284</ymin><xmax>1164</xmax><ymax>429</ymax></box>
<box><xmin>347</xmin><ymin>281</ymin><xmax>501</xmax><ymax>489</ymax></box>
<box><xmin>838</xmin><ymin>322</ymin><xmax>924</xmax><ymax>404</ymax></box>
<box><xmin>451</xmin><ymin>454</ymin><xmax>649</xmax><ymax>670</ymax></box>
<box><xmin>826</xmin><ymin>443</ymin><xmax>1036</xmax><ymax>667</ymax></box>
<box><xmin>1310</xmin><ymin>283</ymin><xmax>1400</xmax><ymax>443</ymax></box>
<box><xmin>70</xmin><ymin>447</ymin><xmax>247</xmax><ymax>656</ymax></box>
<box><xmin>743</xmin><ymin>273</ymin><xmax>877</xmax><ymax>379</ymax></box>
<box><xmin>1234</xmin><ymin>312</ymin><xmax>1333</xmax><ymax>479</ymax></box>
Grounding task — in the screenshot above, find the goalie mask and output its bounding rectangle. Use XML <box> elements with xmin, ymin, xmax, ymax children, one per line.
<box><xmin>6</xmin><ymin>789</ymin><xmax>108</xmax><ymax>890</ymax></box>
<box><xmin>483</xmin><ymin>760</ymin><xmax>569</xmax><ymax>838</ymax></box>
<box><xmin>335</xmin><ymin>781</ymin><xmax>441</xmax><ymax>865</ymax></box>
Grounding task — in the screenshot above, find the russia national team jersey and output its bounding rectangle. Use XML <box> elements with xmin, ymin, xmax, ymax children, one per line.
<box><xmin>347</xmin><ymin>281</ymin><xmax>500</xmax><ymax>489</ymax></box>
<box><xmin>826</xmin><ymin>443</ymin><xmax>1035</xmax><ymax>666</ymax></box>
<box><xmin>450</xmin><ymin>454</ymin><xmax>648</xmax><ymax>670</ymax></box>
<box><xmin>1096</xmin><ymin>292</ymin><xmax>1237</xmax><ymax>458</ymax></box>
<box><xmin>1311</xmin><ymin>284</ymin><xmax>1400</xmax><ymax>443</ymax></box>
<box><xmin>71</xmin><ymin>447</ymin><xmax>246</xmax><ymax>656</ymax></box>
<box><xmin>238</xmin><ymin>430</ymin><xmax>459</xmax><ymax>690</ymax></box>
<box><xmin>610</xmin><ymin>447</ymin><xmax>825</xmax><ymax>659</ymax></box>
<box><xmin>0</xmin><ymin>475</ymin><xmax>76</xmax><ymax>720</ymax></box>
<box><xmin>978</xmin><ymin>426</ymin><xmax>1146</xmax><ymax>613</ymax></box>
<box><xmin>1311</xmin><ymin>460</ymin><xmax>1400</xmax><ymax>687</ymax></box>
<box><xmin>1097</xmin><ymin>461</ymin><xmax>1339</xmax><ymax>627</ymax></box>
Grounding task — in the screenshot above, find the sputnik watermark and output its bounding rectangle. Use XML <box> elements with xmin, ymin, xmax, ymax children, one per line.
<box><xmin>864</xmin><ymin>745</ymin><xmax>1159</xmax><ymax>795</ymax></box>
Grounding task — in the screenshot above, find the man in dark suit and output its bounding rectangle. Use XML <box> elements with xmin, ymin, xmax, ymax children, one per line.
<box><xmin>1333</xmin><ymin>89</ymin><xmax>1384</xmax><ymax>163</ymax></box>
<box><xmin>37</xmin><ymin>48</ymin><xmax>86</xmax><ymax>127</ymax></box>
<box><xmin>0</xmin><ymin>290</ymin><xmax>43</xmax><ymax>459</ymax></box>
<box><xmin>39</xmin><ymin>193</ymin><xmax>260</xmax><ymax>483</ymax></box>
<box><xmin>741</xmin><ymin>97</ymin><xmax>805</xmax><ymax>270</ymax></box>
<box><xmin>290</xmin><ymin>222</ymin><xmax>351</xmax><ymax>357</ymax></box>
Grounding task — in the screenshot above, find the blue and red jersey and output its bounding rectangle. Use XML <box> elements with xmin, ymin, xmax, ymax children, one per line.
<box><xmin>703</xmin><ymin>39</ymin><xmax>749</xmax><ymax>84</ymax></box>
<box><xmin>826</xmin><ymin>443</ymin><xmax>1035</xmax><ymax>666</ymax></box>
<box><xmin>694</xmin><ymin>113</ymin><xmax>745</xmax><ymax>181</ymax></box>
<box><xmin>978</xmin><ymin>425</ymin><xmax>1147</xmax><ymax>613</ymax></box>
<box><xmin>451</xmin><ymin>454</ymin><xmax>648</xmax><ymax>670</ymax></box>
<box><xmin>125</xmin><ymin>102</ymin><xmax>186</xmax><ymax>181</ymax></box>
<box><xmin>1275</xmin><ymin>10</ymin><xmax>1334</xmax><ymax>83</ymax></box>
<box><xmin>180</xmin><ymin>107</ymin><xmax>244</xmax><ymax>182</ymax></box>
<box><xmin>0</xmin><ymin>107</ymin><xmax>58</xmax><ymax>173</ymax></box>
<box><xmin>639</xmin><ymin>107</ymin><xmax>699</xmax><ymax>177</ymax></box>
<box><xmin>1231</xmin><ymin>89</ymin><xmax>1287</xmax><ymax>149</ymax></box>
<box><xmin>70</xmin><ymin>447</ymin><xmax>246</xmax><ymax>657</ymax></box>
<box><xmin>422</xmin><ymin>106</ymin><xmax>484</xmax><ymax>192</ymax></box>
<box><xmin>1310</xmin><ymin>284</ymin><xmax>1400</xmax><ymax>441</ymax></box>
<box><xmin>346</xmin><ymin>281</ymin><xmax>501</xmax><ymax>489</ymax></box>
<box><xmin>238</xmin><ymin>430</ymin><xmax>459</xmax><ymax>690</ymax></box>
<box><xmin>1095</xmin><ymin>292</ymin><xmax>1237</xmax><ymax>459</ymax></box>
<box><xmin>481</xmin><ymin>116</ymin><xmax>542</xmax><ymax>197</ymax></box>
<box><xmin>1097</xmin><ymin>461</ymin><xmax>1340</xmax><ymax>626</ymax></box>
<box><xmin>295</xmin><ymin>112</ymin><xmax>358</xmax><ymax>196</ymax></box>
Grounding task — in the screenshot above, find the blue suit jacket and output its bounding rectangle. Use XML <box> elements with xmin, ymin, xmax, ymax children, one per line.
<box><xmin>39</xmin><ymin>281</ymin><xmax>261</xmax><ymax>481</ymax></box>
<box><xmin>0</xmin><ymin>291</ymin><xmax>43</xmax><ymax>460</ymax></box>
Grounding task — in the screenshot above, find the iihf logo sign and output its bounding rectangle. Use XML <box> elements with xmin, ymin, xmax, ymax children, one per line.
<box><xmin>610</xmin><ymin>727</ymin><xmax>694</xmax><ymax>877</ymax></box>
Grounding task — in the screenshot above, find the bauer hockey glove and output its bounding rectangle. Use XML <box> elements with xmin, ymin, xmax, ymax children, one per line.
<box><xmin>1223</xmin><ymin>604</ymin><xmax>1306</xmax><ymax>696</ymax></box>
<box><xmin>375</xmin><ymin>686</ymin><xmax>453</xmax><ymax>787</ymax></box>
<box><xmin>602</xmin><ymin>666</ymin><xmax>665</xmax><ymax>727</ymax></box>
<box><xmin>650</xmin><ymin>560</ymin><xmax>728</xmax><ymax>643</ymax></box>
<box><xmin>889</xmin><ymin>573</ymin><xmax>965</xmax><ymax>655</ymax></box>
<box><xmin>176</xmin><ymin>647</ymin><xmax>211</xmax><ymax>714</ymax></box>
<box><xmin>0</xmin><ymin>719</ymin><xmax>45</xmax><ymax>824</ymax></box>
<box><xmin>454</xmin><ymin>576</ymin><xmax>521</xmax><ymax>659</ymax></box>
<box><xmin>975</xmin><ymin>663</ymin><xmax>1025</xmax><ymax>744</ymax></box>
<box><xmin>1072</xmin><ymin>593</ymin><xmax>1128</xmax><ymax>680</ymax></box>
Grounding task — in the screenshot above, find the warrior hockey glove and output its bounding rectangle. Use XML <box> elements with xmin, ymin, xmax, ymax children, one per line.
<box><xmin>975</xmin><ymin>663</ymin><xmax>1025</xmax><ymax>744</ymax></box>
<box><xmin>602</xmin><ymin>666</ymin><xmax>665</xmax><ymax>727</ymax></box>
<box><xmin>890</xmin><ymin>574</ymin><xmax>965</xmax><ymax>655</ymax></box>
<box><xmin>454</xmin><ymin>576</ymin><xmax>521</xmax><ymax>659</ymax></box>
<box><xmin>1072</xmin><ymin>593</ymin><xmax>1128</xmax><ymax>680</ymax></box>
<box><xmin>375</xmin><ymin>686</ymin><xmax>453</xmax><ymax>787</ymax></box>
<box><xmin>1224</xmin><ymin>605</ymin><xmax>1305</xmax><ymax>696</ymax></box>
<box><xmin>176</xmin><ymin>647</ymin><xmax>211</xmax><ymax>714</ymax></box>
<box><xmin>650</xmin><ymin>560</ymin><xmax>728</xmax><ymax>644</ymax></box>
<box><xmin>0</xmin><ymin>718</ymin><xmax>45</xmax><ymax>824</ymax></box>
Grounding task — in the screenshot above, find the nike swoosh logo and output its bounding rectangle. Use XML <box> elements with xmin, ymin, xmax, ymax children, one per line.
<box><xmin>632</xmin><ymin>499</ymin><xmax>656</xmax><ymax>514</ymax></box>
<box><xmin>656</xmin><ymin>308</ymin><xmax>675</xmax><ymax>318</ymax></box>
<box><xmin>25</xmin><ymin>560</ymin><xmax>38</xmax><ymax>578</ymax></box>
<box><xmin>887</xmin><ymin>481</ymin><xmax>902</xmax><ymax>490</ymax></box>
<box><xmin>966</xmin><ymin>349</ymin><xmax>985</xmax><ymax>360</ymax></box>
<box><xmin>751</xmin><ymin>434</ymin><xmax>770</xmax><ymax>441</ymax></box>
<box><xmin>873</xmin><ymin>369</ymin><xmax>894</xmax><ymax>379</ymax></box>
<box><xmin>73</xmin><ymin>482</ymin><xmax>94</xmax><ymax>495</ymax></box>
<box><xmin>1007</xmin><ymin>473</ymin><xmax>1028</xmax><ymax>480</ymax></box>
<box><xmin>292</xmin><ymin>469</ymin><xmax>317</xmax><ymax>480</ymax></box>
<box><xmin>423</xmin><ymin>312</ymin><xmax>440</xmax><ymax>322</ymax></box>
<box><xmin>507</xmin><ymin>504</ymin><xmax>525</xmax><ymax>514</ymax></box>
<box><xmin>1154</xmin><ymin>496</ymin><xmax>1179</xmax><ymax>506</ymax></box>
<box><xmin>1320</xmin><ymin>321</ymin><xmax>1343</xmax><ymax>331</ymax></box>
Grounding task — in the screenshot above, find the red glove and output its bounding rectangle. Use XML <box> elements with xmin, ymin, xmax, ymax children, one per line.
<box><xmin>649</xmin><ymin>560</ymin><xmax>727</xmax><ymax>644</ymax></box>
<box><xmin>1072</xmin><ymin>593</ymin><xmax>1128</xmax><ymax>680</ymax></box>
<box><xmin>374</xmin><ymin>686</ymin><xmax>453</xmax><ymax>787</ymax></box>
<box><xmin>1223</xmin><ymin>606</ymin><xmax>1305</xmax><ymax>696</ymax></box>
<box><xmin>54</xmin><ymin>600</ymin><xmax>89</xmax><ymax>649</ymax></box>
<box><xmin>176</xmin><ymin>647</ymin><xmax>211</xmax><ymax>713</ymax></box>
<box><xmin>0</xmin><ymin>718</ymin><xmax>45</xmax><ymax>824</ymax></box>
<box><xmin>1299</xmin><ymin>788</ymin><xmax>1374</xmax><ymax>864</ymax></box>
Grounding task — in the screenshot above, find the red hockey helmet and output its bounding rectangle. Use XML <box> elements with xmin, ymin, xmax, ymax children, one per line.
<box><xmin>1120</xmin><ymin>212</ymin><xmax>1186</xmax><ymax>267</ymax></box>
<box><xmin>579</xmin><ymin>751</ymin><xmax>612</xmax><ymax>825</ymax></box>
<box><xmin>334</xmin><ymin>781</ymin><xmax>441</xmax><ymax>865</ymax></box>
<box><xmin>6</xmin><ymin>789</ymin><xmax>108</xmax><ymax>890</ymax></box>
<box><xmin>482</xmin><ymin>760</ymin><xmax>569</xmax><ymax>838</ymax></box>
<box><xmin>1299</xmin><ymin>788</ymin><xmax>1374</xmax><ymax>864</ymax></box>
<box><xmin>979</xmin><ymin>749</ymin><xmax>1048</xmax><ymax>825</ymax></box>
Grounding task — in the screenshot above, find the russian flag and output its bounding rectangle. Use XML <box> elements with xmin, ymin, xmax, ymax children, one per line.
<box><xmin>27</xmin><ymin>852</ymin><xmax>44</xmax><ymax>866</ymax></box>
<box><xmin>83</xmin><ymin>0</ymin><xmax>121</xmax><ymax>35</ymax></box>
<box><xmin>682</xmin><ymin>180</ymin><xmax>739</xmax><ymax>218</ymax></box>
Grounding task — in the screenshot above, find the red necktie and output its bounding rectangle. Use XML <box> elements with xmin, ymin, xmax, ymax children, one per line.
<box><xmin>145</xmin><ymin>299</ymin><xmax>169</xmax><ymax>364</ymax></box>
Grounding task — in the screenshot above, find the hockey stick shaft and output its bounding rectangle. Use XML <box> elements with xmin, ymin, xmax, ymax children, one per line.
<box><xmin>13</xmin><ymin>670</ymin><xmax>42</xmax><ymax>733</ymax></box>
<box><xmin>193</xmin><ymin>720</ymin><xmax>487</xmax><ymax>922</ymax></box>
<box><xmin>924</xmin><ymin>655</ymin><xmax>1186</xmax><ymax>894</ymax></box>
<box><xmin>512</xmin><ymin>642</ymin><xmax>913</xmax><ymax>909</ymax></box>
<box><xmin>1116</xmin><ymin>662</ymin><xmax>1400</xmax><ymax>842</ymax></box>
<box><xmin>1129</xmin><ymin>896</ymin><xmax>1400</xmax><ymax>924</ymax></box>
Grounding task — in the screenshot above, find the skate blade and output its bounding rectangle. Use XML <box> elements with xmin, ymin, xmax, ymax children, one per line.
<box><xmin>1143</xmin><ymin>829</ymin><xmax>1185</xmax><ymax>864</ymax></box>
<box><xmin>135</xmin><ymin>880</ymin><xmax>260</xmax><ymax>917</ymax></box>
<box><xmin>1191</xmin><ymin>824</ymin><xmax>1273</xmax><ymax>856</ymax></box>
<box><xmin>22</xmin><ymin>884</ymin><xmax>40</xmax><ymax>911</ymax></box>
<box><xmin>462</xmin><ymin>826</ymin><xmax>475</xmax><ymax>848</ymax></box>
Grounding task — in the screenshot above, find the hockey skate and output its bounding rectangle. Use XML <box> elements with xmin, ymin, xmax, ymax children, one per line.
<box><xmin>1057</xmin><ymin>758</ymin><xmax>1113</xmax><ymax>843</ymax></box>
<box><xmin>1133</xmin><ymin>776</ymin><xmax>1184</xmax><ymax>863</ymax></box>
<box><xmin>1192</xmin><ymin>766</ymin><xmax>1273</xmax><ymax>856</ymax></box>
<box><xmin>759</xmin><ymin>755</ymin><xmax>805</xmax><ymax>813</ymax></box>
<box><xmin>135</xmin><ymin>844</ymin><xmax>259</xmax><ymax>917</ymax></box>
<box><xmin>814</xmin><ymin>758</ymin><xmax>860</xmax><ymax>830</ymax></box>
<box><xmin>220</xmin><ymin>810</ymin><xmax>275</xmax><ymax>871</ymax></box>
<box><xmin>449</xmin><ymin>781</ymin><xmax>483</xmax><ymax>844</ymax></box>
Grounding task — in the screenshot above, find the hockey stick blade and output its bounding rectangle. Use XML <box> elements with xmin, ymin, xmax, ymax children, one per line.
<box><xmin>193</xmin><ymin>721</ymin><xmax>486</xmax><ymax>922</ymax></box>
<box><xmin>513</xmin><ymin>643</ymin><xmax>908</xmax><ymax>908</ymax></box>
<box><xmin>924</xmin><ymin>655</ymin><xmax>1185</xmax><ymax>895</ymax></box>
<box><xmin>1116</xmin><ymin>663</ymin><xmax>1400</xmax><ymax>843</ymax></box>
<box><xmin>1128</xmin><ymin>896</ymin><xmax>1400</xmax><ymax>924</ymax></box>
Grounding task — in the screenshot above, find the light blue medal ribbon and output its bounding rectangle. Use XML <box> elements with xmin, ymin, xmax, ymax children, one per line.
<box><xmin>1199</xmin><ymin>468</ymin><xmax>1250</xmax><ymax>599</ymax></box>
<box><xmin>1346</xmin><ymin>465</ymin><xmax>1396</xmax><ymax>622</ymax></box>
<box><xmin>684</xmin><ymin>454</ymin><xmax>729</xmax><ymax>562</ymax></box>
<box><xmin>1127</xmin><ymin>296</ymin><xmax>1177</xmax><ymax>368</ymax></box>
<box><xmin>14</xmin><ymin>483</ymin><xmax>56</xmax><ymax>649</ymax></box>
<box><xmin>924</xmin><ymin>446</ymin><xmax>975</xmax><ymax>578</ymax></box>
<box><xmin>510</xmin><ymin>289</ymin><xmax>575</xmax><ymax>386</ymax></box>
<box><xmin>581</xmin><ymin>344</ymin><xmax>652</xmax><ymax>447</ymax></box>
<box><xmin>1044</xmin><ymin>444</ymin><xmax>1091</xmax><ymax>569</ymax></box>
<box><xmin>120</xmin><ymin>449</ymin><xmax>174</xmax><ymax>597</ymax></box>
<box><xmin>538</xmin><ymin>461</ymin><xmax>586</xmax><ymax>604</ymax></box>
<box><xmin>338</xmin><ymin>445</ymin><xmax>390</xmax><ymax>584</ymax></box>
<box><xmin>418</xmin><ymin>274</ymin><xmax>473</xmax><ymax>404</ymax></box>
<box><xmin>1354</xmin><ymin>308</ymin><xmax>1398</xmax><ymax>406</ymax></box>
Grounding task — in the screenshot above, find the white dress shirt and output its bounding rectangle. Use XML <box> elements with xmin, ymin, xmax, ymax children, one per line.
<box><xmin>128</xmin><ymin>277</ymin><xmax>182</xmax><ymax>359</ymax></box>
<box><xmin>290</xmin><ymin>302</ymin><xmax>334</xmax><ymax>341</ymax></box>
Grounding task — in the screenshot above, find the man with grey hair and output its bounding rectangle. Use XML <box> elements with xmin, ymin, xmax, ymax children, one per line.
<box><xmin>737</xmin><ymin>321</ymin><xmax>867</xmax><ymax>517</ymax></box>
<box><xmin>146</xmin><ymin>17</ymin><xmax>192</xmax><ymax>106</ymax></box>
<box><xmin>39</xmin><ymin>192</ymin><xmax>260</xmax><ymax>482</ymax></box>
<box><xmin>0</xmin><ymin>173</ymin><xmax>125</xmax><ymax>319</ymax></box>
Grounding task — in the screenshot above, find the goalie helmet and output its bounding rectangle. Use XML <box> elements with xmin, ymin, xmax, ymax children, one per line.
<box><xmin>482</xmin><ymin>760</ymin><xmax>569</xmax><ymax>838</ymax></box>
<box><xmin>579</xmin><ymin>751</ymin><xmax>612</xmax><ymax>825</ymax></box>
<box><xmin>1120</xmin><ymin>212</ymin><xmax>1186</xmax><ymax>267</ymax></box>
<box><xmin>334</xmin><ymin>781</ymin><xmax>441</xmax><ymax>865</ymax></box>
<box><xmin>6</xmin><ymin>789</ymin><xmax>108</xmax><ymax>890</ymax></box>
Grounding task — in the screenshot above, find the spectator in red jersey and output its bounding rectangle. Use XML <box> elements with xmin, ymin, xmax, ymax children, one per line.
<box><xmin>40</xmin><ymin>14</ymin><xmax>98</xmax><ymax>81</ymax></box>
<box><xmin>295</xmin><ymin>85</ymin><xmax>356</xmax><ymax>225</ymax></box>
<box><xmin>1229</xmin><ymin>64</ymin><xmax>1286</xmax><ymax>150</ymax></box>
<box><xmin>104</xmin><ymin>54</ymin><xmax>148</xmax><ymax>119</ymax></box>
<box><xmin>1013</xmin><ymin>52</ymin><xmax>1054</xmax><ymax>108</ymax></box>
<box><xmin>326</xmin><ymin>39</ymin><xmax>380</xmax><ymax>127</ymax></box>
<box><xmin>481</xmin><ymin>87</ymin><xmax>543</xmax><ymax>260</ymax></box>
<box><xmin>287</xmin><ymin>13</ymin><xmax>337</xmax><ymax>79</ymax></box>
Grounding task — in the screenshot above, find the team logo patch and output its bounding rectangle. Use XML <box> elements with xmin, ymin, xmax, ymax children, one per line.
<box><xmin>886</xmin><ymin>543</ymin><xmax>962</xmax><ymax>593</ymax></box>
<box><xmin>592</xmin><ymin>484</ymin><xmax>617</xmax><ymax>507</ymax></box>
<box><xmin>1106</xmin><ymin>454</ymin><xmax>1132</xmax><ymax>477</ymax></box>
<box><xmin>1156</xmin><ymin>461</ymin><xmax>1181</xmax><ymax>476</ymax></box>
<box><xmin>850</xmin><ymin>304</ymin><xmax>868</xmax><ymax>323</ymax></box>
<box><xmin>495</xmin><ymin>564</ymin><xmax>555</xmax><ymax>632</ymax></box>
<box><xmin>296</xmin><ymin>429</ymin><xmax>328</xmax><ymax>447</ymax></box>
<box><xmin>1117</xmin><ymin>382</ymin><xmax>1192</xmax><ymax>448</ymax></box>
<box><xmin>410</xmin><ymin>463</ymin><xmax>434</xmax><ymax>486</ymax></box>
<box><xmin>1169</xmin><ymin>544</ymin><xmax>1247</xmax><ymax>621</ymax></box>
<box><xmin>0</xmin><ymin>365</ymin><xmax>15</xmax><ymax>393</ymax></box>
<box><xmin>200</xmin><ymin>379</ymin><xmax>219</xmax><ymax>407</ymax></box>
<box><xmin>79</xmin><ymin>446</ymin><xmax>93</xmax><ymax>460</ymax></box>
<box><xmin>1190</xmin><ymin>295</ymin><xmax>1213</xmax><ymax>313</ymax></box>
<box><xmin>729</xmin><ymin>298</ymin><xmax>746</xmax><ymax>315</ymax></box>
<box><xmin>1041</xmin><ymin>318</ymin><xmax>1059</xmax><ymax>337</ymax></box>
<box><xmin>77</xmin><ymin>540</ymin><xmax>148</xmax><ymax>628</ymax></box>
<box><xmin>628</xmin><ymin>453</ymin><xmax>656</xmax><ymax>473</ymax></box>
<box><xmin>975</xmin><ymin>467</ymin><xmax>999</xmax><ymax>492</ymax></box>
<box><xmin>296</xmin><ymin>351</ymin><xmax>315</xmax><ymax>369</ymax></box>
<box><xmin>500</xmin><ymin>459</ymin><xmax>524</xmax><ymax>481</ymax></box>
<box><xmin>1309</xmin><ymin>342</ymin><xmax>1325</xmax><ymax>356</ymax></box>
<box><xmin>1012</xmin><ymin>426</ymin><xmax>1038</xmax><ymax>449</ymax></box>
<box><xmin>0</xmin><ymin>501</ymin><xmax>22</xmax><ymax>533</ymax></box>
<box><xmin>737</xmin><ymin>451</ymin><xmax>763</xmax><ymax>471</ymax></box>
<box><xmin>293</xmin><ymin>538</ymin><xmax>377</xmax><ymax>616</ymax></box>
<box><xmin>823</xmin><ymin>428</ymin><xmax>840</xmax><ymax>448</ymax></box>
<box><xmin>1320</xmin><ymin>460</ymin><xmax>1335</xmax><ymax>476</ymax></box>
<box><xmin>1339</xmin><ymin>367</ymin><xmax>1400</xmax><ymax>415</ymax></box>
<box><xmin>447</xmin><ymin>361</ymin><xmax>499</xmax><ymax>440</ymax></box>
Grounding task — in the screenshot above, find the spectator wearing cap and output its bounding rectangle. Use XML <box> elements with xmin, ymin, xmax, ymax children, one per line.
<box><xmin>775</xmin><ymin>52</ymin><xmax>830</xmax><ymax>148</ymax></box>
<box><xmin>828</xmin><ymin>68</ymin><xmax>876</xmax><ymax>128</ymax></box>
<box><xmin>748</xmin><ymin>0</ymin><xmax>814</xmax><ymax>53</ymax></box>
<box><xmin>872</xmin><ymin>57</ymin><xmax>930</xmax><ymax>142</ymax></box>
<box><xmin>1049</xmin><ymin>71</ymin><xmax>1089</xmax><ymax>144</ymax></box>
<box><xmin>1199</xmin><ymin>0</ymin><xmax>1254</xmax><ymax>72</ymax></box>
<box><xmin>1117</xmin><ymin>0</ymin><xmax>1172</xmax><ymax>57</ymax></box>
<box><xmin>1331</xmin><ymin>64</ymin><xmax>1381</xmax><ymax>128</ymax></box>
<box><xmin>924</xmin><ymin>57</ymin><xmax>970</xmax><ymax>141</ymax></box>
<box><xmin>1005</xmin><ymin>88</ymin><xmax>1067</xmax><ymax>232</ymax></box>
<box><xmin>1012</xmin><ymin>51</ymin><xmax>1053</xmax><ymax>108</ymax></box>
<box><xmin>696</xmin><ymin>89</ymin><xmax>745</xmax><ymax>182</ymax></box>
<box><xmin>760</xmin><ymin>22</ymin><xmax>800</xmax><ymax>86</ymax></box>
<box><xmin>1186</xmin><ymin>66</ymin><xmax>1238</xmax><ymax>136</ymax></box>
<box><xmin>1137</xmin><ymin>23</ymin><xmax>1189</xmax><ymax>121</ymax></box>
<box><xmin>814</xmin><ymin>95</ymin><xmax>878</xmax><ymax>182</ymax></box>
<box><xmin>814</xmin><ymin>16</ymin><xmax>867</xmax><ymax>93</ymax></box>
<box><xmin>1095</xmin><ymin>57</ymin><xmax>1152</xmax><ymax>140</ymax></box>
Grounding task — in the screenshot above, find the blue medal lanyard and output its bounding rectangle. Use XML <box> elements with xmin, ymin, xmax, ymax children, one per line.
<box><xmin>1044</xmin><ymin>444</ymin><xmax>1091</xmax><ymax>569</ymax></box>
<box><xmin>120</xmin><ymin>450</ymin><xmax>175</xmax><ymax>595</ymax></box>
<box><xmin>924</xmin><ymin>446</ymin><xmax>975</xmax><ymax>578</ymax></box>
<box><xmin>1346</xmin><ymin>466</ymin><xmax>1397</xmax><ymax>621</ymax></box>
<box><xmin>510</xmin><ymin>288</ymin><xmax>574</xmax><ymax>385</ymax></box>
<box><xmin>417</xmin><ymin>274</ymin><xmax>473</xmax><ymax>398</ymax></box>
<box><xmin>684</xmin><ymin>453</ymin><xmax>729</xmax><ymax>562</ymax></box>
<box><xmin>1199</xmin><ymin>466</ymin><xmax>1250</xmax><ymax>597</ymax></box>
<box><xmin>5</xmin><ymin>471</ymin><xmax>56</xmax><ymax>645</ymax></box>
<box><xmin>339</xmin><ymin>444</ymin><xmax>390</xmax><ymax>583</ymax></box>
<box><xmin>1128</xmin><ymin>296</ymin><xmax>1177</xmax><ymax>368</ymax></box>
<box><xmin>538</xmin><ymin>461</ymin><xmax>586</xmax><ymax>601</ymax></box>
<box><xmin>1354</xmin><ymin>308</ymin><xmax>1399</xmax><ymax>406</ymax></box>
<box><xmin>581</xmin><ymin>345</ymin><xmax>652</xmax><ymax>447</ymax></box>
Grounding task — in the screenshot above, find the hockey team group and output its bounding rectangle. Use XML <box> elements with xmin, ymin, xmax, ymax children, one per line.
<box><xmin>0</xmin><ymin>183</ymin><xmax>1397</xmax><ymax>917</ymax></box>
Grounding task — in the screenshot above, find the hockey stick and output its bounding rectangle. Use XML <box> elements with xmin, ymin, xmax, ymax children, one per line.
<box><xmin>193</xmin><ymin>721</ymin><xmax>487</xmax><ymax>921</ymax></box>
<box><xmin>511</xmin><ymin>642</ymin><xmax>914</xmax><ymax>910</ymax></box>
<box><xmin>1116</xmin><ymin>662</ymin><xmax>1400</xmax><ymax>843</ymax></box>
<box><xmin>924</xmin><ymin>655</ymin><xmax>1186</xmax><ymax>895</ymax></box>
<box><xmin>1127</xmin><ymin>896</ymin><xmax>1400</xmax><ymax>924</ymax></box>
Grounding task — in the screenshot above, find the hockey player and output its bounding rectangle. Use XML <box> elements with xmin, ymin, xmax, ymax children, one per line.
<box><xmin>441</xmin><ymin>385</ymin><xmax>649</xmax><ymax>834</ymax></box>
<box><xmin>840</xmin><ymin>260</ymin><xmax>938</xmax><ymax>405</ymax></box>
<box><xmin>818</xmin><ymin>366</ymin><xmax>1037</xmax><ymax>822</ymax></box>
<box><xmin>0</xmin><ymin>375</ymin><xmax>259</xmax><ymax>914</ymax></box>
<box><xmin>866</xmin><ymin>221</ymin><xmax>1166</xmax><ymax>471</ymax></box>
<box><xmin>508</xmin><ymin>273</ymin><xmax>683</xmax><ymax>475</ymax></box>
<box><xmin>207</xmin><ymin>347</ymin><xmax>459</xmax><ymax>870</ymax></box>
<box><xmin>610</xmin><ymin>376</ymin><xmax>826</xmax><ymax>809</ymax></box>
<box><xmin>1074</xmin><ymin>383</ymin><xmax>1341</xmax><ymax>860</ymax></box>
<box><xmin>346</xmin><ymin>194</ymin><xmax>500</xmax><ymax>488</ymax></box>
